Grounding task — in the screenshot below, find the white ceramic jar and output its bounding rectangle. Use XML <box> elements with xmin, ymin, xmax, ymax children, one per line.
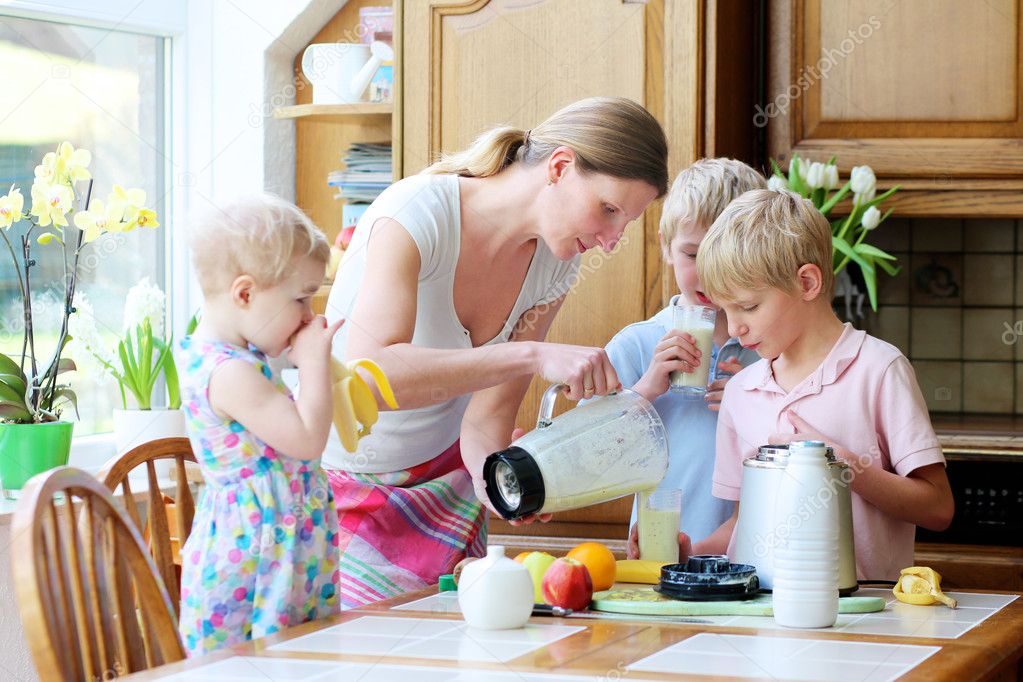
<box><xmin>457</xmin><ymin>545</ymin><xmax>533</xmax><ymax>630</ymax></box>
<box><xmin>772</xmin><ymin>440</ymin><xmax>840</xmax><ymax>628</ymax></box>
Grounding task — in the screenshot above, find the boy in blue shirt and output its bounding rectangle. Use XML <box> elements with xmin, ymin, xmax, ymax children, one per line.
<box><xmin>604</xmin><ymin>158</ymin><xmax>765</xmax><ymax>558</ymax></box>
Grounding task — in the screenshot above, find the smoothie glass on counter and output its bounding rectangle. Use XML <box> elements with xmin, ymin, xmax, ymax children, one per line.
<box><xmin>669</xmin><ymin>303</ymin><xmax>716</xmax><ymax>397</ymax></box>
<box><xmin>638</xmin><ymin>488</ymin><xmax>682</xmax><ymax>563</ymax></box>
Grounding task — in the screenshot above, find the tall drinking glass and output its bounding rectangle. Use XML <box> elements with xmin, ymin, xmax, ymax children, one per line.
<box><xmin>670</xmin><ymin>304</ymin><xmax>716</xmax><ymax>397</ymax></box>
<box><xmin>638</xmin><ymin>489</ymin><xmax>682</xmax><ymax>563</ymax></box>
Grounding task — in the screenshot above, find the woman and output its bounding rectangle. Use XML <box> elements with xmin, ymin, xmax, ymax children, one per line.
<box><xmin>324</xmin><ymin>96</ymin><xmax>668</xmax><ymax>607</ymax></box>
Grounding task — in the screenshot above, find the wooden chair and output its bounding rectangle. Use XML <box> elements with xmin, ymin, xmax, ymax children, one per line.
<box><xmin>12</xmin><ymin>466</ymin><xmax>185</xmax><ymax>681</ymax></box>
<box><xmin>98</xmin><ymin>437</ymin><xmax>198</xmax><ymax>615</ymax></box>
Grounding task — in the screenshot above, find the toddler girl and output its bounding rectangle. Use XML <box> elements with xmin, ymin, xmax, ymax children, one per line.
<box><xmin>177</xmin><ymin>194</ymin><xmax>341</xmax><ymax>655</ymax></box>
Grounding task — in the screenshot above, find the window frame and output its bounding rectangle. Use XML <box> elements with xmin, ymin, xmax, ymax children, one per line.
<box><xmin>2</xmin><ymin>1</ymin><xmax>189</xmax><ymax>470</ymax></box>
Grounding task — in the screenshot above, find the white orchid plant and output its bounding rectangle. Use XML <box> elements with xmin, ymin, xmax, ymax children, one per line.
<box><xmin>0</xmin><ymin>141</ymin><xmax>159</xmax><ymax>423</ymax></box>
<box><xmin>768</xmin><ymin>155</ymin><xmax>900</xmax><ymax>311</ymax></box>
<box><xmin>70</xmin><ymin>279</ymin><xmax>187</xmax><ymax>411</ymax></box>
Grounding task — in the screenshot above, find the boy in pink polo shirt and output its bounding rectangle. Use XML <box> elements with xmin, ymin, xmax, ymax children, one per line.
<box><xmin>693</xmin><ymin>188</ymin><xmax>954</xmax><ymax>581</ymax></box>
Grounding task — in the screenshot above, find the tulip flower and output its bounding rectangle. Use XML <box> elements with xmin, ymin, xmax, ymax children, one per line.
<box><xmin>861</xmin><ymin>206</ymin><xmax>881</xmax><ymax>231</ymax></box>
<box><xmin>806</xmin><ymin>162</ymin><xmax>826</xmax><ymax>190</ymax></box>
<box><xmin>767</xmin><ymin>175</ymin><xmax>787</xmax><ymax>192</ymax></box>
<box><xmin>823</xmin><ymin>164</ymin><xmax>839</xmax><ymax>190</ymax></box>
<box><xmin>851</xmin><ymin>165</ymin><xmax>877</xmax><ymax>205</ymax></box>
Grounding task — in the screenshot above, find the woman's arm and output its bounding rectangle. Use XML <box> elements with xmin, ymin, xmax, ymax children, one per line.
<box><xmin>343</xmin><ymin>218</ymin><xmax>617</xmax><ymax>408</ymax></box>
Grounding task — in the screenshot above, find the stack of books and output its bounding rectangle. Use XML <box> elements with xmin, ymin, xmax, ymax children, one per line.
<box><xmin>327</xmin><ymin>142</ymin><xmax>392</xmax><ymax>203</ymax></box>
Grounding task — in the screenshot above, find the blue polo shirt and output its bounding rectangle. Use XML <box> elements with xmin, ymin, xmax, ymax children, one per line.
<box><xmin>605</xmin><ymin>295</ymin><xmax>760</xmax><ymax>543</ymax></box>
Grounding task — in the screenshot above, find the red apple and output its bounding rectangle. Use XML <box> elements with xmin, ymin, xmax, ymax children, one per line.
<box><xmin>541</xmin><ymin>557</ymin><xmax>593</xmax><ymax>611</ymax></box>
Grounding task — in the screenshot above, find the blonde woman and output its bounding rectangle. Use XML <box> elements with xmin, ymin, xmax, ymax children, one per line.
<box><xmin>324</xmin><ymin>97</ymin><xmax>669</xmax><ymax>607</ymax></box>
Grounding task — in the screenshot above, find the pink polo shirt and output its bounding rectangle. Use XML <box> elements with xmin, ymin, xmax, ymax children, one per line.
<box><xmin>713</xmin><ymin>323</ymin><xmax>945</xmax><ymax>581</ymax></box>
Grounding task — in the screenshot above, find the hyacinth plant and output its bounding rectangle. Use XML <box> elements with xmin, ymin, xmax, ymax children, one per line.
<box><xmin>0</xmin><ymin>141</ymin><xmax>159</xmax><ymax>423</ymax></box>
<box><xmin>70</xmin><ymin>279</ymin><xmax>187</xmax><ymax>411</ymax></box>
<box><xmin>768</xmin><ymin>155</ymin><xmax>900</xmax><ymax>311</ymax></box>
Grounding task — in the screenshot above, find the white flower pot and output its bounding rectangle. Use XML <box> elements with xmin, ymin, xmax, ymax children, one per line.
<box><xmin>112</xmin><ymin>408</ymin><xmax>187</xmax><ymax>478</ymax></box>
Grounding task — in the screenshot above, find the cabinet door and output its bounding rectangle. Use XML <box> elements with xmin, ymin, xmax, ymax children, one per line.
<box><xmin>402</xmin><ymin>0</ymin><xmax>702</xmax><ymax>539</ymax></box>
<box><xmin>767</xmin><ymin>0</ymin><xmax>1023</xmax><ymax>216</ymax></box>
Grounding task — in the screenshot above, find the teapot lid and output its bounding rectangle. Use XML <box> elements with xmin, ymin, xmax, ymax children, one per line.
<box><xmin>483</xmin><ymin>447</ymin><xmax>545</xmax><ymax>519</ymax></box>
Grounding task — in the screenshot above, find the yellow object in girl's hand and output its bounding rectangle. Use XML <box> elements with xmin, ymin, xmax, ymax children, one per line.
<box><xmin>892</xmin><ymin>566</ymin><xmax>957</xmax><ymax>608</ymax></box>
<box><xmin>331</xmin><ymin>357</ymin><xmax>398</xmax><ymax>452</ymax></box>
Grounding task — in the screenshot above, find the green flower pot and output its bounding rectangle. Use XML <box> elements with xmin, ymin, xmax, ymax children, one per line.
<box><xmin>0</xmin><ymin>421</ymin><xmax>74</xmax><ymax>499</ymax></box>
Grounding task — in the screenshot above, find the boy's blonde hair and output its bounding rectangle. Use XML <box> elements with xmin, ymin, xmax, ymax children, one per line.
<box><xmin>189</xmin><ymin>193</ymin><xmax>330</xmax><ymax>294</ymax></box>
<box><xmin>659</xmin><ymin>157</ymin><xmax>767</xmax><ymax>243</ymax></box>
<box><xmin>698</xmin><ymin>188</ymin><xmax>834</xmax><ymax>302</ymax></box>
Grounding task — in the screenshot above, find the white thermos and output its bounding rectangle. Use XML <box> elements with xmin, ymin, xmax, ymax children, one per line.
<box><xmin>772</xmin><ymin>440</ymin><xmax>840</xmax><ymax>628</ymax></box>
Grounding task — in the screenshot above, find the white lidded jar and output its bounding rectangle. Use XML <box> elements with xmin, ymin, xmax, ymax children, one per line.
<box><xmin>457</xmin><ymin>546</ymin><xmax>534</xmax><ymax>630</ymax></box>
<box><xmin>482</xmin><ymin>385</ymin><xmax>668</xmax><ymax>519</ymax></box>
<box><xmin>772</xmin><ymin>440</ymin><xmax>840</xmax><ymax>628</ymax></box>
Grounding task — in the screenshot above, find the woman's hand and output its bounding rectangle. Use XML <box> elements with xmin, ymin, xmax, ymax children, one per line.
<box><xmin>704</xmin><ymin>358</ymin><xmax>743</xmax><ymax>412</ymax></box>
<box><xmin>632</xmin><ymin>330</ymin><xmax>702</xmax><ymax>402</ymax></box>
<box><xmin>534</xmin><ymin>342</ymin><xmax>620</xmax><ymax>401</ymax></box>
<box><xmin>472</xmin><ymin>426</ymin><xmax>553</xmax><ymax>525</ymax></box>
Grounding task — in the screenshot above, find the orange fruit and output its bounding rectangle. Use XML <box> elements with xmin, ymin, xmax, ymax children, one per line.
<box><xmin>566</xmin><ymin>541</ymin><xmax>616</xmax><ymax>591</ymax></box>
<box><xmin>513</xmin><ymin>551</ymin><xmax>532</xmax><ymax>563</ymax></box>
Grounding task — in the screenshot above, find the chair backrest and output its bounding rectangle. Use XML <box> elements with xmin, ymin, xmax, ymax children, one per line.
<box><xmin>13</xmin><ymin>466</ymin><xmax>185</xmax><ymax>681</ymax></box>
<box><xmin>98</xmin><ymin>437</ymin><xmax>197</xmax><ymax>613</ymax></box>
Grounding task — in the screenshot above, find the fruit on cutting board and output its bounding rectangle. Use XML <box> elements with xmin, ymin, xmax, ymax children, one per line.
<box><xmin>513</xmin><ymin>551</ymin><xmax>532</xmax><ymax>563</ymax></box>
<box><xmin>566</xmin><ymin>542</ymin><xmax>617</xmax><ymax>591</ymax></box>
<box><xmin>542</xmin><ymin>557</ymin><xmax>593</xmax><ymax>611</ymax></box>
<box><xmin>893</xmin><ymin>566</ymin><xmax>957</xmax><ymax>608</ymax></box>
<box><xmin>521</xmin><ymin>551</ymin><xmax>557</xmax><ymax>602</ymax></box>
<box><xmin>615</xmin><ymin>559</ymin><xmax>670</xmax><ymax>584</ymax></box>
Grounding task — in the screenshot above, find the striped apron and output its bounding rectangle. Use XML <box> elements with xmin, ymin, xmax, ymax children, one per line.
<box><xmin>325</xmin><ymin>440</ymin><xmax>487</xmax><ymax>608</ymax></box>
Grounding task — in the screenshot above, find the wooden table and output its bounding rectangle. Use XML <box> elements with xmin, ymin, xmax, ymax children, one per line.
<box><xmin>129</xmin><ymin>586</ymin><xmax>1023</xmax><ymax>681</ymax></box>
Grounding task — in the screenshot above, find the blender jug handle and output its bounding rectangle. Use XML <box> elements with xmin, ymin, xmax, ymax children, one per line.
<box><xmin>536</xmin><ymin>384</ymin><xmax>567</xmax><ymax>429</ymax></box>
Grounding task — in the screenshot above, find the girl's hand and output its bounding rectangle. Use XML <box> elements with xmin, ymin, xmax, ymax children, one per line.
<box><xmin>632</xmin><ymin>330</ymin><xmax>701</xmax><ymax>402</ymax></box>
<box><xmin>534</xmin><ymin>343</ymin><xmax>620</xmax><ymax>401</ymax></box>
<box><xmin>704</xmin><ymin>357</ymin><xmax>743</xmax><ymax>412</ymax></box>
<box><xmin>288</xmin><ymin>316</ymin><xmax>344</xmax><ymax>368</ymax></box>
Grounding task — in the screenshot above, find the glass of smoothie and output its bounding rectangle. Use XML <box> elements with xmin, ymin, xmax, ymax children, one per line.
<box><xmin>669</xmin><ymin>303</ymin><xmax>716</xmax><ymax>397</ymax></box>
<box><xmin>638</xmin><ymin>489</ymin><xmax>682</xmax><ymax>563</ymax></box>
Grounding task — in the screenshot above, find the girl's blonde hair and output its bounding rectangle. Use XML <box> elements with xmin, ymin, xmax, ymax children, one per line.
<box><xmin>697</xmin><ymin>188</ymin><xmax>834</xmax><ymax>302</ymax></box>
<box><xmin>659</xmin><ymin>158</ymin><xmax>767</xmax><ymax>243</ymax></box>
<box><xmin>423</xmin><ymin>96</ymin><xmax>669</xmax><ymax>196</ymax></box>
<box><xmin>189</xmin><ymin>193</ymin><xmax>330</xmax><ymax>294</ymax></box>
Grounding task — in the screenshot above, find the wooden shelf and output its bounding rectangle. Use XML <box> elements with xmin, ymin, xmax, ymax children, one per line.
<box><xmin>274</xmin><ymin>103</ymin><xmax>393</xmax><ymax>119</ymax></box>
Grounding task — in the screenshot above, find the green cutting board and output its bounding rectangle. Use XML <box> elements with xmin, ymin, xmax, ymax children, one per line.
<box><xmin>591</xmin><ymin>587</ymin><xmax>885</xmax><ymax>617</ymax></box>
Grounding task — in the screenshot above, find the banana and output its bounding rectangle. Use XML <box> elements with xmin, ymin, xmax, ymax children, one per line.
<box><xmin>329</xmin><ymin>356</ymin><xmax>398</xmax><ymax>451</ymax></box>
<box><xmin>349</xmin><ymin>375</ymin><xmax>378</xmax><ymax>437</ymax></box>
<box><xmin>893</xmin><ymin>566</ymin><xmax>957</xmax><ymax>608</ymax></box>
<box><xmin>332</xmin><ymin>376</ymin><xmax>360</xmax><ymax>453</ymax></box>
<box><xmin>615</xmin><ymin>559</ymin><xmax>670</xmax><ymax>584</ymax></box>
<box><xmin>346</xmin><ymin>358</ymin><xmax>398</xmax><ymax>409</ymax></box>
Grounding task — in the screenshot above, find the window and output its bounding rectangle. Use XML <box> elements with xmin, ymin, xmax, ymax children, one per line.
<box><xmin>0</xmin><ymin>14</ymin><xmax>168</xmax><ymax>436</ymax></box>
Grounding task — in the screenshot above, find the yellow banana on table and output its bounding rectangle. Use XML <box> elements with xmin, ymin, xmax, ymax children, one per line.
<box><xmin>331</xmin><ymin>357</ymin><xmax>398</xmax><ymax>452</ymax></box>
<box><xmin>892</xmin><ymin>566</ymin><xmax>957</xmax><ymax>608</ymax></box>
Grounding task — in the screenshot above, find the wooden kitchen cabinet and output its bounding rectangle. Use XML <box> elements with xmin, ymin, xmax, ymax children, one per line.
<box><xmin>766</xmin><ymin>0</ymin><xmax>1023</xmax><ymax>217</ymax></box>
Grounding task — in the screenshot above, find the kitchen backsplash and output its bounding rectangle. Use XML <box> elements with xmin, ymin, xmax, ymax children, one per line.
<box><xmin>841</xmin><ymin>218</ymin><xmax>1020</xmax><ymax>415</ymax></box>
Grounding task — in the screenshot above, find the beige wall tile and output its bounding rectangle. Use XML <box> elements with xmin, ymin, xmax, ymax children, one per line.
<box><xmin>963</xmin><ymin>255</ymin><xmax>1014</xmax><ymax>306</ymax></box>
<box><xmin>912</xmin><ymin>360</ymin><xmax>961</xmax><ymax>412</ymax></box>
<box><xmin>912</xmin><ymin>219</ymin><xmax>962</xmax><ymax>252</ymax></box>
<box><xmin>1017</xmin><ymin>363</ymin><xmax>1023</xmax><ymax>415</ymax></box>
<box><xmin>963</xmin><ymin>308</ymin><xmax>1015</xmax><ymax>361</ymax></box>
<box><xmin>911</xmin><ymin>308</ymin><xmax>961</xmax><ymax>359</ymax></box>
<box><xmin>962</xmin><ymin>362</ymin><xmax>1014</xmax><ymax>414</ymax></box>
<box><xmin>870</xmin><ymin>218</ymin><xmax>910</xmax><ymax>252</ymax></box>
<box><xmin>877</xmin><ymin>254</ymin><xmax>910</xmax><ymax>305</ymax></box>
<box><xmin>964</xmin><ymin>219</ymin><xmax>1015</xmax><ymax>252</ymax></box>
<box><xmin>910</xmin><ymin>254</ymin><xmax>962</xmax><ymax>306</ymax></box>
<box><xmin>867</xmin><ymin>305</ymin><xmax>909</xmax><ymax>355</ymax></box>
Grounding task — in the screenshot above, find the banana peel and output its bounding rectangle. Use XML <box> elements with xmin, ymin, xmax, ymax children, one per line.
<box><xmin>331</xmin><ymin>357</ymin><xmax>398</xmax><ymax>452</ymax></box>
<box><xmin>893</xmin><ymin>566</ymin><xmax>957</xmax><ymax>608</ymax></box>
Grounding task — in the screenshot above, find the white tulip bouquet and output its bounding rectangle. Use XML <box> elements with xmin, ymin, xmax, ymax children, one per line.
<box><xmin>768</xmin><ymin>155</ymin><xmax>900</xmax><ymax>311</ymax></box>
